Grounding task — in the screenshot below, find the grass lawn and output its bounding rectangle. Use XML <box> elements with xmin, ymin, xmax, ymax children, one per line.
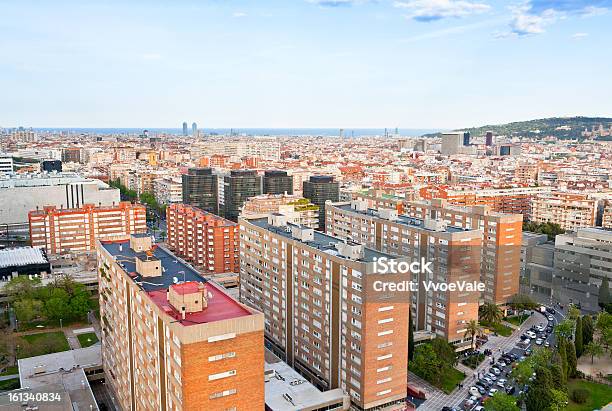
<box><xmin>17</xmin><ymin>331</ymin><xmax>70</xmax><ymax>359</ymax></box>
<box><xmin>566</xmin><ymin>379</ymin><xmax>612</xmax><ymax>411</ymax></box>
<box><xmin>0</xmin><ymin>378</ymin><xmax>20</xmax><ymax>391</ymax></box>
<box><xmin>481</xmin><ymin>320</ymin><xmax>513</xmax><ymax>337</ymax></box>
<box><xmin>505</xmin><ymin>315</ymin><xmax>528</xmax><ymax>327</ymax></box>
<box><xmin>0</xmin><ymin>365</ymin><xmax>18</xmax><ymax>376</ymax></box>
<box><xmin>77</xmin><ymin>332</ymin><xmax>99</xmax><ymax>348</ymax></box>
<box><xmin>440</xmin><ymin>368</ymin><xmax>466</xmax><ymax>394</ymax></box>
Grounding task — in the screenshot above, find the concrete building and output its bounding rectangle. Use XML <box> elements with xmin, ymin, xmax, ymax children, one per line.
<box><xmin>224</xmin><ymin>169</ymin><xmax>262</xmax><ymax>222</ymax></box>
<box><xmin>154</xmin><ymin>176</ymin><xmax>183</xmax><ymax>205</ymax></box>
<box><xmin>239</xmin><ymin>214</ymin><xmax>410</xmax><ymax>410</ymax></box>
<box><xmin>521</xmin><ymin>232</ymin><xmax>555</xmax><ymax>297</ymax></box>
<box><xmin>263</xmin><ymin>170</ymin><xmax>294</xmax><ymax>195</ymax></box>
<box><xmin>326</xmin><ymin>201</ymin><xmax>481</xmax><ymax>348</ymax></box>
<box><xmin>41</xmin><ymin>159</ymin><xmax>62</xmax><ymax>173</ymax></box>
<box><xmin>181</xmin><ymin>168</ymin><xmax>219</xmax><ymax>215</ymax></box>
<box><xmin>97</xmin><ymin>234</ymin><xmax>265</xmax><ymax>411</ymax></box>
<box><xmin>29</xmin><ymin>202</ymin><xmax>146</xmax><ymax>254</ymax></box>
<box><xmin>303</xmin><ymin>175</ymin><xmax>339</xmax><ymax>231</ymax></box>
<box><xmin>601</xmin><ymin>199</ymin><xmax>612</xmax><ymax>229</ymax></box>
<box><xmin>552</xmin><ymin>228</ymin><xmax>612</xmax><ymax>312</ymax></box>
<box><xmin>61</xmin><ymin>147</ymin><xmax>81</xmax><ymax>164</ymax></box>
<box><xmin>0</xmin><ymin>247</ymin><xmax>51</xmax><ymax>280</ymax></box>
<box><xmin>531</xmin><ymin>192</ymin><xmax>598</xmax><ymax>231</ymax></box>
<box><xmin>440</xmin><ymin>132</ymin><xmax>463</xmax><ymax>156</ymax></box>
<box><xmin>0</xmin><ymin>156</ymin><xmax>13</xmax><ymax>174</ymax></box>
<box><xmin>241</xmin><ymin>194</ymin><xmax>320</xmax><ymax>229</ymax></box>
<box><xmin>0</xmin><ymin>172</ymin><xmax>120</xmax><ymax>226</ymax></box>
<box><xmin>166</xmin><ymin>204</ymin><xmax>240</xmax><ymax>273</ymax></box>
<box><xmin>406</xmin><ymin>199</ymin><xmax>522</xmax><ymax>305</ymax></box>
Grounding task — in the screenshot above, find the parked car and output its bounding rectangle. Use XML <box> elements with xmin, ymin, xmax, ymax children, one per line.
<box><xmin>488</xmin><ymin>388</ymin><xmax>498</xmax><ymax>396</ymax></box>
<box><xmin>544</xmin><ymin>342</ymin><xmax>550</xmax><ymax>348</ymax></box>
<box><xmin>469</xmin><ymin>387</ymin><xmax>482</xmax><ymax>398</ymax></box>
<box><xmin>535</xmin><ymin>338</ymin><xmax>543</xmax><ymax>345</ymax></box>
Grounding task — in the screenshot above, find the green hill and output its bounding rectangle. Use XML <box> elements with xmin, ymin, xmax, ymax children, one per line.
<box><xmin>422</xmin><ymin>116</ymin><xmax>612</xmax><ymax>140</ymax></box>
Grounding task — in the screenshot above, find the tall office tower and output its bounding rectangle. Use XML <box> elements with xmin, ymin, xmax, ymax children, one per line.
<box><xmin>192</xmin><ymin>122</ymin><xmax>198</xmax><ymax>137</ymax></box>
<box><xmin>61</xmin><ymin>147</ymin><xmax>81</xmax><ymax>163</ymax></box>
<box><xmin>97</xmin><ymin>234</ymin><xmax>265</xmax><ymax>411</ymax></box>
<box><xmin>181</xmin><ymin>168</ymin><xmax>219</xmax><ymax>215</ymax></box>
<box><xmin>29</xmin><ymin>202</ymin><xmax>146</xmax><ymax>254</ymax></box>
<box><xmin>182</xmin><ymin>121</ymin><xmax>188</xmax><ymax>136</ymax></box>
<box><xmin>303</xmin><ymin>175</ymin><xmax>339</xmax><ymax>231</ymax></box>
<box><xmin>239</xmin><ymin>214</ymin><xmax>409</xmax><ymax>410</ymax></box>
<box><xmin>263</xmin><ymin>170</ymin><xmax>294</xmax><ymax>195</ymax></box>
<box><xmin>406</xmin><ymin>199</ymin><xmax>522</xmax><ymax>305</ymax></box>
<box><xmin>166</xmin><ymin>204</ymin><xmax>239</xmax><ymax>273</ymax></box>
<box><xmin>223</xmin><ymin>170</ymin><xmax>262</xmax><ymax>222</ymax></box>
<box><xmin>553</xmin><ymin>228</ymin><xmax>612</xmax><ymax>313</ymax></box>
<box><xmin>485</xmin><ymin>131</ymin><xmax>494</xmax><ymax>146</ymax></box>
<box><xmin>531</xmin><ymin>192</ymin><xmax>598</xmax><ymax>231</ymax></box>
<box><xmin>440</xmin><ymin>132</ymin><xmax>463</xmax><ymax>155</ymax></box>
<box><xmin>326</xmin><ymin>201</ymin><xmax>481</xmax><ymax>348</ymax></box>
<box><xmin>41</xmin><ymin>159</ymin><xmax>62</xmax><ymax>173</ymax></box>
<box><xmin>463</xmin><ymin>131</ymin><xmax>471</xmax><ymax>146</ymax></box>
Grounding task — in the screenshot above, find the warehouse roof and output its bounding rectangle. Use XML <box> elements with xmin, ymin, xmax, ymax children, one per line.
<box><xmin>0</xmin><ymin>247</ymin><xmax>48</xmax><ymax>269</ymax></box>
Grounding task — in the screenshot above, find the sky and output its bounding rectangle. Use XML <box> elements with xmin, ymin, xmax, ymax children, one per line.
<box><xmin>1</xmin><ymin>0</ymin><xmax>611</xmax><ymax>129</ymax></box>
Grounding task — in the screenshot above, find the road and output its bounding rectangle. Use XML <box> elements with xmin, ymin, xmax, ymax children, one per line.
<box><xmin>418</xmin><ymin>310</ymin><xmax>554</xmax><ymax>411</ymax></box>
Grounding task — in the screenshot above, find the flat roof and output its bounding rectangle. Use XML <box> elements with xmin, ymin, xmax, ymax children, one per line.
<box><xmin>247</xmin><ymin>217</ymin><xmax>394</xmax><ymax>263</ymax></box>
<box><xmin>100</xmin><ymin>240</ymin><xmax>252</xmax><ymax>325</ymax></box>
<box><xmin>335</xmin><ymin>203</ymin><xmax>469</xmax><ymax>233</ymax></box>
<box><xmin>0</xmin><ymin>247</ymin><xmax>48</xmax><ymax>269</ymax></box>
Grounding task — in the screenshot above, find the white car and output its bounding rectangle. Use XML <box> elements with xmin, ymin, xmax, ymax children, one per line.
<box><xmin>535</xmin><ymin>338</ymin><xmax>543</xmax><ymax>345</ymax></box>
<box><xmin>492</xmin><ymin>368</ymin><xmax>501</xmax><ymax>376</ymax></box>
<box><xmin>544</xmin><ymin>342</ymin><xmax>550</xmax><ymax>348</ymax></box>
<box><xmin>485</xmin><ymin>373</ymin><xmax>497</xmax><ymax>381</ymax></box>
<box><xmin>526</xmin><ymin>331</ymin><xmax>537</xmax><ymax>339</ymax></box>
<box><xmin>548</xmin><ymin>315</ymin><xmax>554</xmax><ymax>321</ymax></box>
<box><xmin>489</xmin><ymin>388</ymin><xmax>499</xmax><ymax>396</ymax></box>
<box><xmin>469</xmin><ymin>386</ymin><xmax>482</xmax><ymax>398</ymax></box>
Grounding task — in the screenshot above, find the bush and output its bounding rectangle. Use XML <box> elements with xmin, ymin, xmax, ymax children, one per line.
<box><xmin>571</xmin><ymin>388</ymin><xmax>589</xmax><ymax>404</ymax></box>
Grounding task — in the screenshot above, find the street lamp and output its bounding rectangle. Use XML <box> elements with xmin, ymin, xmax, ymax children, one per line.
<box><xmin>60</xmin><ymin>318</ymin><xmax>63</xmax><ymax>329</ymax></box>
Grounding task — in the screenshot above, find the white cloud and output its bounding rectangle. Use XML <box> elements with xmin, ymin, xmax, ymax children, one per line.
<box><xmin>141</xmin><ymin>53</ymin><xmax>162</xmax><ymax>60</ymax></box>
<box><xmin>572</xmin><ymin>32</ymin><xmax>589</xmax><ymax>38</ymax></box>
<box><xmin>393</xmin><ymin>0</ymin><xmax>490</xmax><ymax>22</ymax></box>
<box><xmin>232</xmin><ymin>12</ymin><xmax>248</xmax><ymax>18</ymax></box>
<box><xmin>306</xmin><ymin>0</ymin><xmax>362</xmax><ymax>7</ymax></box>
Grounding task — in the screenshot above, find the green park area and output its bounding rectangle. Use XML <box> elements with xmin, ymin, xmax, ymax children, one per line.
<box><xmin>77</xmin><ymin>332</ymin><xmax>99</xmax><ymax>348</ymax></box>
<box><xmin>16</xmin><ymin>331</ymin><xmax>70</xmax><ymax>359</ymax></box>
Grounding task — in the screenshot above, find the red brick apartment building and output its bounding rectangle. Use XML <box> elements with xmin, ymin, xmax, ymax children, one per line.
<box><xmin>96</xmin><ymin>234</ymin><xmax>264</xmax><ymax>411</ymax></box>
<box><xmin>29</xmin><ymin>202</ymin><xmax>146</xmax><ymax>254</ymax></box>
<box><xmin>166</xmin><ymin>204</ymin><xmax>239</xmax><ymax>273</ymax></box>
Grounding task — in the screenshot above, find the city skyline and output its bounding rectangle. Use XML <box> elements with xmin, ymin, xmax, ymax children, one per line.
<box><xmin>1</xmin><ymin>0</ymin><xmax>611</xmax><ymax>129</ymax></box>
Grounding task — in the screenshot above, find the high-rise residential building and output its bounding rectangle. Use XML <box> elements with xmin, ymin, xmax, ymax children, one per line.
<box><xmin>406</xmin><ymin>199</ymin><xmax>522</xmax><ymax>305</ymax></box>
<box><xmin>521</xmin><ymin>232</ymin><xmax>555</xmax><ymax>297</ymax></box>
<box><xmin>531</xmin><ymin>192</ymin><xmax>598</xmax><ymax>231</ymax></box>
<box><xmin>485</xmin><ymin>131</ymin><xmax>494</xmax><ymax>146</ymax></box>
<box><xmin>440</xmin><ymin>132</ymin><xmax>463</xmax><ymax>156</ymax></box>
<box><xmin>97</xmin><ymin>234</ymin><xmax>265</xmax><ymax>411</ymax></box>
<box><xmin>181</xmin><ymin>168</ymin><xmax>219</xmax><ymax>215</ymax></box>
<box><xmin>553</xmin><ymin>228</ymin><xmax>612</xmax><ymax>312</ymax></box>
<box><xmin>419</xmin><ymin>184</ymin><xmax>550</xmax><ymax>218</ymax></box>
<box><xmin>326</xmin><ymin>201</ymin><xmax>481</xmax><ymax>347</ymax></box>
<box><xmin>0</xmin><ymin>156</ymin><xmax>13</xmax><ymax>174</ymax></box>
<box><xmin>154</xmin><ymin>177</ymin><xmax>183</xmax><ymax>205</ymax></box>
<box><xmin>239</xmin><ymin>214</ymin><xmax>409</xmax><ymax>410</ymax></box>
<box><xmin>29</xmin><ymin>202</ymin><xmax>146</xmax><ymax>254</ymax></box>
<box><xmin>182</xmin><ymin>121</ymin><xmax>188</xmax><ymax>136</ymax></box>
<box><xmin>192</xmin><ymin>122</ymin><xmax>198</xmax><ymax>137</ymax></box>
<box><xmin>223</xmin><ymin>170</ymin><xmax>262</xmax><ymax>222</ymax></box>
<box><xmin>463</xmin><ymin>131</ymin><xmax>471</xmax><ymax>146</ymax></box>
<box><xmin>61</xmin><ymin>147</ymin><xmax>81</xmax><ymax>163</ymax></box>
<box><xmin>0</xmin><ymin>172</ymin><xmax>120</xmax><ymax>226</ymax></box>
<box><xmin>41</xmin><ymin>159</ymin><xmax>62</xmax><ymax>173</ymax></box>
<box><xmin>166</xmin><ymin>204</ymin><xmax>239</xmax><ymax>273</ymax></box>
<box><xmin>603</xmin><ymin>199</ymin><xmax>612</xmax><ymax>229</ymax></box>
<box><xmin>241</xmin><ymin>193</ymin><xmax>320</xmax><ymax>229</ymax></box>
<box><xmin>302</xmin><ymin>175</ymin><xmax>339</xmax><ymax>231</ymax></box>
<box><xmin>263</xmin><ymin>170</ymin><xmax>294</xmax><ymax>195</ymax></box>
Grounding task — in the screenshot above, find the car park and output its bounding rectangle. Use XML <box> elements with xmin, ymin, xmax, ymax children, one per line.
<box><xmin>488</xmin><ymin>388</ymin><xmax>498</xmax><ymax>396</ymax></box>
<box><xmin>469</xmin><ymin>387</ymin><xmax>482</xmax><ymax>398</ymax></box>
<box><xmin>548</xmin><ymin>315</ymin><xmax>554</xmax><ymax>321</ymax></box>
<box><xmin>544</xmin><ymin>342</ymin><xmax>550</xmax><ymax>348</ymax></box>
<box><xmin>483</xmin><ymin>376</ymin><xmax>493</xmax><ymax>384</ymax></box>
<box><xmin>485</xmin><ymin>373</ymin><xmax>497</xmax><ymax>381</ymax></box>
<box><xmin>463</xmin><ymin>399</ymin><xmax>475</xmax><ymax>410</ymax></box>
<box><xmin>535</xmin><ymin>338</ymin><xmax>543</xmax><ymax>345</ymax></box>
<box><xmin>525</xmin><ymin>348</ymin><xmax>533</xmax><ymax>356</ymax></box>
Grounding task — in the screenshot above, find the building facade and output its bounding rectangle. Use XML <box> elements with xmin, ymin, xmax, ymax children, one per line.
<box><xmin>239</xmin><ymin>214</ymin><xmax>410</xmax><ymax>410</ymax></box>
<box><xmin>241</xmin><ymin>194</ymin><xmax>319</xmax><ymax>229</ymax></box>
<box><xmin>97</xmin><ymin>234</ymin><xmax>265</xmax><ymax>411</ymax></box>
<box><xmin>303</xmin><ymin>175</ymin><xmax>339</xmax><ymax>231</ymax></box>
<box><xmin>223</xmin><ymin>170</ymin><xmax>262</xmax><ymax>222</ymax></box>
<box><xmin>181</xmin><ymin>168</ymin><xmax>219</xmax><ymax>215</ymax></box>
<box><xmin>29</xmin><ymin>202</ymin><xmax>146</xmax><ymax>254</ymax></box>
<box><xmin>262</xmin><ymin>170</ymin><xmax>294</xmax><ymax>195</ymax></box>
<box><xmin>531</xmin><ymin>192</ymin><xmax>598</xmax><ymax>231</ymax></box>
<box><xmin>166</xmin><ymin>204</ymin><xmax>239</xmax><ymax>273</ymax></box>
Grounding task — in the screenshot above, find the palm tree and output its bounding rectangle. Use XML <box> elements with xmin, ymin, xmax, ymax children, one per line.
<box><xmin>479</xmin><ymin>302</ymin><xmax>503</xmax><ymax>325</ymax></box>
<box><xmin>584</xmin><ymin>341</ymin><xmax>604</xmax><ymax>364</ymax></box>
<box><xmin>464</xmin><ymin>320</ymin><xmax>483</xmax><ymax>350</ymax></box>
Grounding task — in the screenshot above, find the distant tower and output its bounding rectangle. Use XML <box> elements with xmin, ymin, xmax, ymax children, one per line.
<box><xmin>463</xmin><ymin>131</ymin><xmax>471</xmax><ymax>146</ymax></box>
<box><xmin>182</xmin><ymin>122</ymin><xmax>188</xmax><ymax>136</ymax></box>
<box><xmin>192</xmin><ymin>122</ymin><xmax>198</xmax><ymax>137</ymax></box>
<box><xmin>339</xmin><ymin>128</ymin><xmax>344</xmax><ymax>138</ymax></box>
<box><xmin>485</xmin><ymin>131</ymin><xmax>493</xmax><ymax>146</ymax></box>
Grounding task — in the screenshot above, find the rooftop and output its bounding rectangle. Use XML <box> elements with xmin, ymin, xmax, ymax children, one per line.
<box><xmin>100</xmin><ymin>240</ymin><xmax>252</xmax><ymax>325</ymax></box>
<box><xmin>247</xmin><ymin>217</ymin><xmax>394</xmax><ymax>263</ymax></box>
<box><xmin>0</xmin><ymin>247</ymin><xmax>48</xmax><ymax>269</ymax></box>
<box><xmin>0</xmin><ymin>172</ymin><xmax>111</xmax><ymax>189</ymax></box>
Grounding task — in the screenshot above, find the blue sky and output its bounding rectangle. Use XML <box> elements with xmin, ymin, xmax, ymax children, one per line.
<box><xmin>1</xmin><ymin>0</ymin><xmax>610</xmax><ymax>129</ymax></box>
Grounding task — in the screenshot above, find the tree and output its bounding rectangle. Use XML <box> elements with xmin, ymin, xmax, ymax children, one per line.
<box><xmin>14</xmin><ymin>299</ymin><xmax>43</xmax><ymax>323</ymax></box>
<box><xmin>549</xmin><ymin>389</ymin><xmax>569</xmax><ymax>411</ymax></box>
<box><xmin>44</xmin><ymin>288</ymin><xmax>71</xmax><ymax>322</ymax></box>
<box><xmin>584</xmin><ymin>341</ymin><xmax>604</xmax><ymax>364</ymax></box>
<box><xmin>480</xmin><ymin>302</ymin><xmax>503</xmax><ymax>325</ymax></box>
<box><xmin>568</xmin><ymin>304</ymin><xmax>581</xmax><ymax>321</ymax></box>
<box><xmin>566</xmin><ymin>341</ymin><xmax>577</xmax><ymax>378</ymax></box>
<box><xmin>582</xmin><ymin>315</ymin><xmax>594</xmax><ymax>346</ymax></box>
<box><xmin>484</xmin><ymin>392</ymin><xmax>519</xmax><ymax>411</ymax></box>
<box><xmin>574</xmin><ymin>316</ymin><xmax>583</xmax><ymax>357</ymax></box>
<box><xmin>557</xmin><ymin>339</ymin><xmax>569</xmax><ymax>380</ymax></box>
<box><xmin>522</xmin><ymin>221</ymin><xmax>564</xmax><ymax>240</ymax></box>
<box><xmin>408</xmin><ymin>310</ymin><xmax>414</xmax><ymax>361</ymax></box>
<box><xmin>550</xmin><ymin>364</ymin><xmax>565</xmax><ymax>387</ymax></box>
<box><xmin>3</xmin><ymin>277</ymin><xmax>41</xmax><ymax>302</ymax></box>
<box><xmin>595</xmin><ymin>311</ymin><xmax>612</xmax><ymax>348</ymax></box>
<box><xmin>526</xmin><ymin>387</ymin><xmax>552</xmax><ymax>411</ymax></box>
<box><xmin>599</xmin><ymin>277</ymin><xmax>611</xmax><ymax>308</ymax></box>
<box><xmin>69</xmin><ymin>292</ymin><xmax>91</xmax><ymax>320</ymax></box>
<box><xmin>464</xmin><ymin>320</ymin><xmax>483</xmax><ymax>350</ymax></box>
<box><xmin>159</xmin><ymin>231</ymin><xmax>167</xmax><ymax>242</ymax></box>
<box><xmin>509</xmin><ymin>294</ymin><xmax>539</xmax><ymax>312</ymax></box>
<box><xmin>431</xmin><ymin>338</ymin><xmax>457</xmax><ymax>366</ymax></box>
<box><xmin>410</xmin><ymin>344</ymin><xmax>444</xmax><ymax>384</ymax></box>
<box><xmin>554</xmin><ymin>319</ymin><xmax>575</xmax><ymax>342</ymax></box>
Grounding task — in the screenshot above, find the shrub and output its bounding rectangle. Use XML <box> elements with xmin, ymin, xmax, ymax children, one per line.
<box><xmin>571</xmin><ymin>388</ymin><xmax>589</xmax><ymax>404</ymax></box>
